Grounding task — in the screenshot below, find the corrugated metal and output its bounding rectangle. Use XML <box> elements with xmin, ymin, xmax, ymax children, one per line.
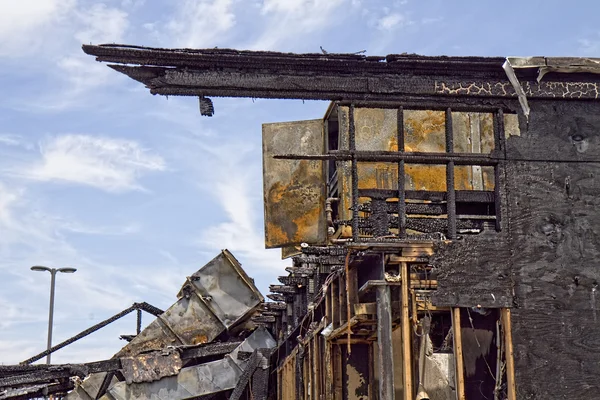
<box><xmin>263</xmin><ymin>119</ymin><xmax>327</xmax><ymax>248</ymax></box>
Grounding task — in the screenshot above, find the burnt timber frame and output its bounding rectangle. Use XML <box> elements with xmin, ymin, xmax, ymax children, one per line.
<box><xmin>82</xmin><ymin>45</ymin><xmax>600</xmax><ymax>399</ymax></box>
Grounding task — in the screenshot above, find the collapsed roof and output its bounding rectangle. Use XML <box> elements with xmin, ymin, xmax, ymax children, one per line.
<box><xmin>1</xmin><ymin>251</ymin><xmax>276</xmax><ymax>400</ymax></box>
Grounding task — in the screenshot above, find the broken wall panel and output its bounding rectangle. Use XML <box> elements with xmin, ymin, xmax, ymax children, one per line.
<box><xmin>511</xmin><ymin>309</ymin><xmax>600</xmax><ymax>399</ymax></box>
<box><xmin>507</xmin><ymin>160</ymin><xmax>600</xmax><ymax>310</ymax></box>
<box><xmin>262</xmin><ymin>119</ymin><xmax>327</xmax><ymax>248</ymax></box>
<box><xmin>504</xmin><ymin>101</ymin><xmax>600</xmax><ymax>162</ymax></box>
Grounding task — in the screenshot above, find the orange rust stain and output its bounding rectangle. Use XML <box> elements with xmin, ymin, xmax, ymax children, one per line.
<box><xmin>404</xmin><ymin>110</ymin><xmax>446</xmax><ymax>152</ymax></box>
<box><xmin>193</xmin><ymin>335</ymin><xmax>208</xmax><ymax>345</ymax></box>
<box><xmin>405</xmin><ymin>165</ymin><xmax>446</xmax><ymax>191</ymax></box>
<box><xmin>388</xmin><ymin>136</ymin><xmax>398</xmax><ymax>151</ymax></box>
<box><xmin>265</xmin><ymin>160</ymin><xmax>324</xmax><ymax>247</ymax></box>
<box><xmin>454</xmin><ymin>166</ymin><xmax>472</xmax><ymax>190</ymax></box>
<box><xmin>267</xmin><ymin>221</ymin><xmax>291</xmax><ymax>246</ymax></box>
<box><xmin>292</xmin><ymin>206</ymin><xmax>321</xmax><ymax>241</ymax></box>
<box><xmin>482</xmin><ymin>166</ymin><xmax>495</xmax><ymax>190</ymax></box>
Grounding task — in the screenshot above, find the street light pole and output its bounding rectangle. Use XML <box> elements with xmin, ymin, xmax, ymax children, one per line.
<box><xmin>31</xmin><ymin>266</ymin><xmax>77</xmax><ymax>364</ymax></box>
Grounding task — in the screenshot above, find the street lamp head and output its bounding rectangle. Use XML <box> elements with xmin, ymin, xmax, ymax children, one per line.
<box><xmin>31</xmin><ymin>266</ymin><xmax>52</xmax><ymax>273</ymax></box>
<box><xmin>58</xmin><ymin>267</ymin><xmax>77</xmax><ymax>274</ymax></box>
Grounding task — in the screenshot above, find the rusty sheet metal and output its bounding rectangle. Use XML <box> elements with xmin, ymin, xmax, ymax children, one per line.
<box><xmin>116</xmin><ymin>250</ymin><xmax>262</xmax><ymax>358</ymax></box>
<box><xmin>187</xmin><ymin>250</ymin><xmax>264</xmax><ymax>328</ymax></box>
<box><xmin>281</xmin><ymin>245</ymin><xmax>302</xmax><ymax>259</ymax></box>
<box><xmin>115</xmin><ymin>290</ymin><xmax>224</xmax><ymax>358</ymax></box>
<box><xmin>263</xmin><ymin>119</ymin><xmax>327</xmax><ymax>248</ymax></box>
<box><xmin>121</xmin><ymin>352</ymin><xmax>182</xmax><ymax>384</ymax></box>
<box><xmin>103</xmin><ymin>328</ymin><xmax>276</xmax><ymax>400</ymax></box>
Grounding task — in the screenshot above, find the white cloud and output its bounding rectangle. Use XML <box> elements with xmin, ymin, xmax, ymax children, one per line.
<box><xmin>0</xmin><ymin>134</ymin><xmax>27</xmax><ymax>148</ymax></box>
<box><xmin>25</xmin><ymin>135</ymin><xmax>166</xmax><ymax>192</ymax></box>
<box><xmin>0</xmin><ymin>0</ymin><xmax>76</xmax><ymax>57</ymax></box>
<box><xmin>579</xmin><ymin>35</ymin><xmax>600</xmax><ymax>56</ymax></box>
<box><xmin>249</xmin><ymin>0</ymin><xmax>348</xmax><ymax>50</ymax></box>
<box><xmin>188</xmin><ymin>139</ymin><xmax>286</xmax><ymax>276</ymax></box>
<box><xmin>74</xmin><ymin>3</ymin><xmax>129</xmax><ymax>44</ymax></box>
<box><xmin>377</xmin><ymin>12</ymin><xmax>406</xmax><ymax>30</ymax></box>
<box><xmin>162</xmin><ymin>0</ymin><xmax>237</xmax><ymax>48</ymax></box>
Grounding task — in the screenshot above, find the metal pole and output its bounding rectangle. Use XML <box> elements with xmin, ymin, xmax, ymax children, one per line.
<box><xmin>46</xmin><ymin>269</ymin><xmax>57</xmax><ymax>364</ymax></box>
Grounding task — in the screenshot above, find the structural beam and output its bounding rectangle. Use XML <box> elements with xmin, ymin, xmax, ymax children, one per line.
<box><xmin>452</xmin><ymin>308</ymin><xmax>466</xmax><ymax>400</ymax></box>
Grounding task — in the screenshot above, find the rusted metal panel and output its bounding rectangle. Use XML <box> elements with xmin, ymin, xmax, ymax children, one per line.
<box><xmin>281</xmin><ymin>245</ymin><xmax>302</xmax><ymax>259</ymax></box>
<box><xmin>263</xmin><ymin>119</ymin><xmax>327</xmax><ymax>248</ymax></box>
<box><xmin>104</xmin><ymin>328</ymin><xmax>276</xmax><ymax>400</ymax></box>
<box><xmin>121</xmin><ymin>352</ymin><xmax>182</xmax><ymax>384</ymax></box>
<box><xmin>187</xmin><ymin>250</ymin><xmax>264</xmax><ymax>328</ymax></box>
<box><xmin>116</xmin><ymin>250</ymin><xmax>262</xmax><ymax>358</ymax></box>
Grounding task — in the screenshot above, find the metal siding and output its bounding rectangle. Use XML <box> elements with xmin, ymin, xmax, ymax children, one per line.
<box><xmin>263</xmin><ymin>119</ymin><xmax>327</xmax><ymax>248</ymax></box>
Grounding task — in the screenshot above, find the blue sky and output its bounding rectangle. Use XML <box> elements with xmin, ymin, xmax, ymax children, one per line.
<box><xmin>0</xmin><ymin>0</ymin><xmax>599</xmax><ymax>364</ymax></box>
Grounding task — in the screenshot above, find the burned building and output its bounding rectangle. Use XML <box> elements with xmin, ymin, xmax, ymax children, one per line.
<box><xmin>3</xmin><ymin>47</ymin><xmax>600</xmax><ymax>400</ymax></box>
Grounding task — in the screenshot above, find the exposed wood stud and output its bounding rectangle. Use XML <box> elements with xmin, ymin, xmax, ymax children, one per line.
<box><xmin>401</xmin><ymin>262</ymin><xmax>413</xmax><ymax>400</ymax></box>
<box><xmin>377</xmin><ymin>255</ymin><xmax>395</xmax><ymax>400</ymax></box>
<box><xmin>502</xmin><ymin>308</ymin><xmax>517</xmax><ymax>400</ymax></box>
<box><xmin>331</xmin><ymin>279</ymin><xmax>340</xmax><ymax>329</ymax></box>
<box><xmin>452</xmin><ymin>308</ymin><xmax>466</xmax><ymax>400</ymax></box>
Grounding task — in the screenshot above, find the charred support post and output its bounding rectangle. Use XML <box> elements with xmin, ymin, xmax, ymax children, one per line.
<box><xmin>493</xmin><ymin>109</ymin><xmax>504</xmax><ymax>232</ymax></box>
<box><xmin>445</xmin><ymin>108</ymin><xmax>456</xmax><ymax>239</ymax></box>
<box><xmin>397</xmin><ymin>106</ymin><xmax>406</xmax><ymax>238</ymax></box>
<box><xmin>339</xmin><ymin>271</ymin><xmax>348</xmax><ymax>323</ymax></box>
<box><xmin>136</xmin><ymin>309</ymin><xmax>142</xmax><ymax>335</ymax></box>
<box><xmin>452</xmin><ymin>308</ymin><xmax>466</xmax><ymax>400</ymax></box>
<box><xmin>349</xmin><ymin>104</ymin><xmax>359</xmax><ymax>242</ymax></box>
<box><xmin>401</xmin><ymin>262</ymin><xmax>413</xmax><ymax>400</ymax></box>
<box><xmin>331</xmin><ymin>279</ymin><xmax>340</xmax><ymax>328</ymax></box>
<box><xmin>377</xmin><ymin>256</ymin><xmax>395</xmax><ymax>400</ymax></box>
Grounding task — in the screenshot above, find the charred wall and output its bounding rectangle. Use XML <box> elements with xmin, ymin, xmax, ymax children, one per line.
<box><xmin>433</xmin><ymin>100</ymin><xmax>600</xmax><ymax>399</ymax></box>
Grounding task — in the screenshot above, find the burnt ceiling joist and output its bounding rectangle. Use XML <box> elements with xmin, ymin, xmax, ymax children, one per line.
<box><xmin>85</xmin><ymin>44</ymin><xmax>590</xmax><ymax>103</ymax></box>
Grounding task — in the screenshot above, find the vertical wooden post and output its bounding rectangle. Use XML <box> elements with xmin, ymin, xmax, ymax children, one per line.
<box><xmin>347</xmin><ymin>266</ymin><xmax>358</xmax><ymax>315</ymax></box>
<box><xmin>326</xmin><ymin>283</ymin><xmax>332</xmax><ymax>326</ymax></box>
<box><xmin>325</xmin><ymin>340</ymin><xmax>333</xmax><ymax>400</ymax></box>
<box><xmin>401</xmin><ymin>262</ymin><xmax>413</xmax><ymax>400</ymax></box>
<box><xmin>377</xmin><ymin>255</ymin><xmax>395</xmax><ymax>400</ymax></box>
<box><xmin>452</xmin><ymin>308</ymin><xmax>466</xmax><ymax>400</ymax></box>
<box><xmin>334</xmin><ymin>344</ymin><xmax>343</xmax><ymax>399</ymax></box>
<box><xmin>314</xmin><ymin>337</ymin><xmax>322</xmax><ymax>398</ymax></box>
<box><xmin>502</xmin><ymin>308</ymin><xmax>517</xmax><ymax>400</ymax></box>
<box><xmin>339</xmin><ymin>274</ymin><xmax>348</xmax><ymax>323</ymax></box>
<box><xmin>331</xmin><ymin>279</ymin><xmax>340</xmax><ymax>329</ymax></box>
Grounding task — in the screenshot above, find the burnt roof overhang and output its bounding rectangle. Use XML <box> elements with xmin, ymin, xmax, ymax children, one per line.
<box><xmin>82</xmin><ymin>44</ymin><xmax>600</xmax><ymax>104</ymax></box>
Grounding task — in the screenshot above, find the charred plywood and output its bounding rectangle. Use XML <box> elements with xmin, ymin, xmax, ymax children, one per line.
<box><xmin>263</xmin><ymin>119</ymin><xmax>327</xmax><ymax>248</ymax></box>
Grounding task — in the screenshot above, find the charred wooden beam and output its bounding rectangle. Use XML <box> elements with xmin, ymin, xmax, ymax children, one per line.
<box><xmin>265</xmin><ymin>302</ymin><xmax>287</xmax><ymax>311</ymax></box>
<box><xmin>180</xmin><ymin>341</ymin><xmax>241</xmax><ymax>360</ymax></box>
<box><xmin>270</xmin><ymin>285</ymin><xmax>297</xmax><ymax>294</ymax></box>
<box><xmin>82</xmin><ymin>45</ymin><xmax>600</xmax><ymax>102</ymax></box>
